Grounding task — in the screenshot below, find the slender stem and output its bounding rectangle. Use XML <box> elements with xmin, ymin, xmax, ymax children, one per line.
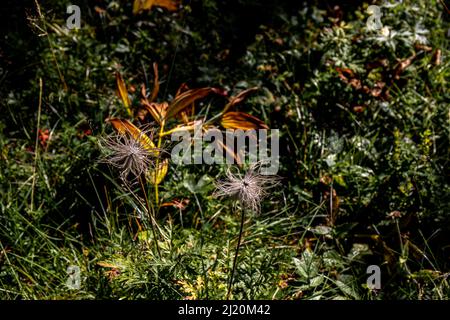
<box><xmin>154</xmin><ymin>176</ymin><xmax>160</xmax><ymax>206</ymax></box>
<box><xmin>139</xmin><ymin>176</ymin><xmax>162</xmax><ymax>258</ymax></box>
<box><xmin>154</xmin><ymin>119</ymin><xmax>166</xmax><ymax>205</ymax></box>
<box><xmin>227</xmin><ymin>204</ymin><xmax>246</xmax><ymax>300</ymax></box>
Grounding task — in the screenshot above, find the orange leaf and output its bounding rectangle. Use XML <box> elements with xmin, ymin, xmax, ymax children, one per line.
<box><xmin>161</xmin><ymin>199</ymin><xmax>189</xmax><ymax>210</ymax></box>
<box><xmin>133</xmin><ymin>0</ymin><xmax>179</xmax><ymax>14</ymax></box>
<box><xmin>132</xmin><ymin>0</ymin><xmax>142</xmax><ymax>14</ymax></box>
<box><xmin>165</xmin><ymin>88</ymin><xmax>216</xmax><ymax>120</ymax></box>
<box><xmin>108</xmin><ymin>118</ymin><xmax>127</xmax><ymax>134</ymax></box>
<box><xmin>220</xmin><ymin>111</ymin><xmax>268</xmax><ymax>130</ymax></box>
<box><xmin>107</xmin><ymin>118</ymin><xmax>157</xmax><ymax>154</ymax></box>
<box><xmin>115</xmin><ymin>72</ymin><xmax>132</xmax><ymax>116</ymax></box>
<box><xmin>154</xmin><ymin>0</ymin><xmax>178</xmax><ymax>10</ymax></box>
<box><xmin>160</xmin><ymin>119</ymin><xmax>203</xmax><ymax>137</ymax></box>
<box><xmin>142</xmin><ymin>100</ymin><xmax>168</xmax><ymax>125</ymax></box>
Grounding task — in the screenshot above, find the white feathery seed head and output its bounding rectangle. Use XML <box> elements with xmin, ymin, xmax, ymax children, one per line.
<box><xmin>100</xmin><ymin>132</ymin><xmax>157</xmax><ymax>182</ymax></box>
<box><xmin>213</xmin><ymin>161</ymin><xmax>281</xmax><ymax>213</ymax></box>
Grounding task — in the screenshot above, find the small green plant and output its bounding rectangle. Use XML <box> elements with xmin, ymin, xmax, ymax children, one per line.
<box><xmin>214</xmin><ymin>162</ymin><xmax>280</xmax><ymax>299</ymax></box>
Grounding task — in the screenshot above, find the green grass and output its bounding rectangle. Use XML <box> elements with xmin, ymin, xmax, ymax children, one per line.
<box><xmin>0</xmin><ymin>0</ymin><xmax>449</xmax><ymax>299</ymax></box>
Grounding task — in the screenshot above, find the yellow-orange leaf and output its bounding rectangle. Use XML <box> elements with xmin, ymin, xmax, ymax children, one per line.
<box><xmin>108</xmin><ymin>118</ymin><xmax>127</xmax><ymax>134</ymax></box>
<box><xmin>132</xmin><ymin>0</ymin><xmax>142</xmax><ymax>14</ymax></box>
<box><xmin>179</xmin><ymin>110</ymin><xmax>190</xmax><ymax>124</ymax></box>
<box><xmin>142</xmin><ymin>100</ymin><xmax>168</xmax><ymax>125</ymax></box>
<box><xmin>115</xmin><ymin>72</ymin><xmax>132</xmax><ymax>116</ymax></box>
<box><xmin>154</xmin><ymin>0</ymin><xmax>178</xmax><ymax>11</ymax></box>
<box><xmin>133</xmin><ymin>0</ymin><xmax>178</xmax><ymax>14</ymax></box>
<box><xmin>107</xmin><ymin>118</ymin><xmax>158</xmax><ymax>155</ymax></box>
<box><xmin>165</xmin><ymin>88</ymin><xmax>216</xmax><ymax>120</ymax></box>
<box><xmin>147</xmin><ymin>158</ymin><xmax>169</xmax><ymax>185</ymax></box>
<box><xmin>160</xmin><ymin>120</ymin><xmax>203</xmax><ymax>137</ymax></box>
<box><xmin>220</xmin><ymin>111</ymin><xmax>268</xmax><ymax>130</ymax></box>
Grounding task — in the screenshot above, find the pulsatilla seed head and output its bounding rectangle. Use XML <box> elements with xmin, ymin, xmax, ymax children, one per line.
<box><xmin>100</xmin><ymin>132</ymin><xmax>158</xmax><ymax>182</ymax></box>
<box><xmin>213</xmin><ymin>161</ymin><xmax>281</xmax><ymax>214</ymax></box>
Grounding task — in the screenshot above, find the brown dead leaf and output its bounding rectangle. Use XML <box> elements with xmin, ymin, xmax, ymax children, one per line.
<box><xmin>394</xmin><ymin>54</ymin><xmax>417</xmax><ymax>80</ymax></box>
<box><xmin>415</xmin><ymin>44</ymin><xmax>433</xmax><ymax>52</ymax></box>
<box><xmin>432</xmin><ymin>49</ymin><xmax>442</xmax><ymax>66</ymax></box>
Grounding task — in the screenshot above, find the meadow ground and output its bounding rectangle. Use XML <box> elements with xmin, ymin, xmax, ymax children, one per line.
<box><xmin>0</xmin><ymin>0</ymin><xmax>449</xmax><ymax>299</ymax></box>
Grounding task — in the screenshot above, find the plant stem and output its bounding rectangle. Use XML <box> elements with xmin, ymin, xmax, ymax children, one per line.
<box><xmin>139</xmin><ymin>176</ymin><xmax>162</xmax><ymax>259</ymax></box>
<box><xmin>154</xmin><ymin>119</ymin><xmax>166</xmax><ymax>205</ymax></box>
<box><xmin>226</xmin><ymin>204</ymin><xmax>246</xmax><ymax>300</ymax></box>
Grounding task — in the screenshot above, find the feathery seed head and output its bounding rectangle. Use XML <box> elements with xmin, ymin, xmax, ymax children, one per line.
<box><xmin>100</xmin><ymin>132</ymin><xmax>158</xmax><ymax>182</ymax></box>
<box><xmin>213</xmin><ymin>161</ymin><xmax>281</xmax><ymax>213</ymax></box>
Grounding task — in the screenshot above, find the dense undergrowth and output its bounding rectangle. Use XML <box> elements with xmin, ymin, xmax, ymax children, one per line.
<box><xmin>0</xmin><ymin>0</ymin><xmax>449</xmax><ymax>299</ymax></box>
